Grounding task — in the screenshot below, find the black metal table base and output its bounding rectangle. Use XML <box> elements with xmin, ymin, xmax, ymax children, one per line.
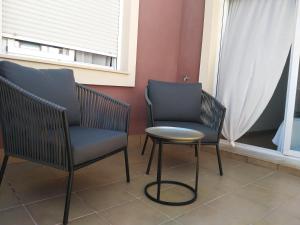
<box><xmin>143</xmin><ymin>127</ymin><xmax>202</xmax><ymax>207</ymax></box>
<box><xmin>144</xmin><ymin>180</ymin><xmax>197</xmax><ymax>206</ymax></box>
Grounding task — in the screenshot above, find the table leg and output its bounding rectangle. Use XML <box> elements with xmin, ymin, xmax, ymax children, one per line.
<box><xmin>146</xmin><ymin>140</ymin><xmax>156</xmax><ymax>174</ymax></box>
<box><xmin>195</xmin><ymin>143</ymin><xmax>200</xmax><ymax>195</ymax></box>
<box><xmin>156</xmin><ymin>141</ymin><xmax>163</xmax><ymax>200</ymax></box>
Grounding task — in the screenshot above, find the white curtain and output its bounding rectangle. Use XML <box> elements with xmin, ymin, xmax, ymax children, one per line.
<box><xmin>216</xmin><ymin>0</ymin><xmax>297</xmax><ymax>143</ymax></box>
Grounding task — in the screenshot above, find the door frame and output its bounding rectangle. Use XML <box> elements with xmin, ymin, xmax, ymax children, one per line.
<box><xmin>282</xmin><ymin>0</ymin><xmax>300</xmax><ymax>157</ymax></box>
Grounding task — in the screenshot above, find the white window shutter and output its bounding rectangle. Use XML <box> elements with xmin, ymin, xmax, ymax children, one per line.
<box><xmin>2</xmin><ymin>0</ymin><xmax>120</xmax><ymax>57</ymax></box>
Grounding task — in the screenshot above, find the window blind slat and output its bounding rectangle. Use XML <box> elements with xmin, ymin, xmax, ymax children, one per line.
<box><xmin>3</xmin><ymin>0</ymin><xmax>120</xmax><ymax>56</ymax></box>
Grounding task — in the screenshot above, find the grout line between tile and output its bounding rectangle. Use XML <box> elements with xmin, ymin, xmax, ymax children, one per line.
<box><xmin>66</xmin><ymin>211</ymin><xmax>98</xmax><ymax>224</ymax></box>
<box><xmin>24</xmin><ymin>193</ymin><xmax>66</xmax><ymax>206</ymax></box>
<box><xmin>23</xmin><ymin>204</ymin><xmax>38</xmax><ymax>225</ymax></box>
<box><xmin>202</xmin><ymin>192</ymin><xmax>229</xmax><ymax>206</ymax></box>
<box><xmin>125</xmin><ymin>190</ymin><xmax>142</xmax><ymax>200</ymax></box>
<box><xmin>94</xmin><ymin>198</ymin><xmax>137</xmax><ymax>214</ymax></box>
<box><xmin>0</xmin><ymin>178</ymin><xmax>25</xmax><ymax>212</ymax></box>
<box><xmin>249</xmin><ymin>202</ymin><xmax>285</xmax><ymax>225</ymax></box>
<box><xmin>73</xmin><ymin>174</ymin><xmax>143</xmax><ymax>194</ymax></box>
<box><xmin>73</xmin><ymin>192</ymin><xmax>98</xmax><ymax>213</ymax></box>
<box><xmin>139</xmin><ymin>198</ymin><xmax>173</xmax><ymax>221</ymax></box>
<box><xmin>0</xmin><ymin>204</ymin><xmax>23</xmax><ymax>212</ymax></box>
<box><xmin>158</xmin><ymin>219</ymin><xmax>182</xmax><ymax>225</ymax></box>
<box><xmin>171</xmin><ymin>171</ymin><xmax>277</xmax><ymax>221</ymax></box>
<box><xmin>93</xmin><ymin>211</ymin><xmax>114</xmax><ymax>225</ymax></box>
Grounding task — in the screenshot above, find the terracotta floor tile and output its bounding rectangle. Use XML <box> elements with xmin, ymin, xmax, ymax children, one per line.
<box><xmin>124</xmin><ymin>174</ymin><xmax>171</xmax><ymax>198</ymax></box>
<box><xmin>176</xmin><ymin>205</ymin><xmax>240</xmax><ymax>225</ymax></box>
<box><xmin>0</xmin><ymin>180</ymin><xmax>20</xmax><ymax>210</ymax></box>
<box><xmin>234</xmin><ymin>184</ymin><xmax>291</xmax><ymax>209</ymax></box>
<box><xmin>196</xmin><ymin>170</ymin><xmax>245</xmax><ymax>194</ymax></box>
<box><xmin>69</xmin><ymin>213</ymin><xmax>110</xmax><ymax>225</ymax></box>
<box><xmin>5</xmin><ymin>162</ymin><xmax>65</xmax><ymax>184</ymax></box>
<box><xmin>1</xmin><ymin>141</ymin><xmax>300</xmax><ymax>225</ymax></box>
<box><xmin>103</xmin><ymin>200</ymin><xmax>169</xmax><ymax>225</ymax></box>
<box><xmin>72</xmin><ymin>169</ymin><xmax>123</xmax><ymax>192</ymax></box>
<box><xmin>277</xmin><ymin>194</ymin><xmax>300</xmax><ymax>218</ymax></box>
<box><xmin>0</xmin><ymin>206</ymin><xmax>35</xmax><ymax>225</ymax></box>
<box><xmin>77</xmin><ymin>181</ymin><xmax>135</xmax><ymax>211</ymax></box>
<box><xmin>27</xmin><ymin>193</ymin><xmax>93</xmax><ymax>225</ymax></box>
<box><xmin>223</xmin><ymin>163</ymin><xmax>274</xmax><ymax>185</ymax></box>
<box><xmin>12</xmin><ymin>176</ymin><xmax>67</xmax><ymax>204</ymax></box>
<box><xmin>254</xmin><ymin>171</ymin><xmax>300</xmax><ymax>196</ymax></box>
<box><xmin>207</xmin><ymin>194</ymin><xmax>271</xmax><ymax>224</ymax></box>
<box><xmin>162</xmin><ymin>163</ymin><xmax>206</xmax><ymax>183</ymax></box>
<box><xmin>160</xmin><ymin>220</ymin><xmax>182</xmax><ymax>225</ymax></box>
<box><xmin>253</xmin><ymin>207</ymin><xmax>300</xmax><ymax>225</ymax></box>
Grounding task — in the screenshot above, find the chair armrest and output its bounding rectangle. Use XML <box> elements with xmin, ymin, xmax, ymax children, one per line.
<box><xmin>145</xmin><ymin>86</ymin><xmax>154</xmax><ymax>127</ymax></box>
<box><xmin>200</xmin><ymin>91</ymin><xmax>226</xmax><ymax>135</ymax></box>
<box><xmin>0</xmin><ymin>77</ymin><xmax>72</xmax><ymax>170</ymax></box>
<box><xmin>76</xmin><ymin>84</ymin><xmax>130</xmax><ymax>132</ymax></box>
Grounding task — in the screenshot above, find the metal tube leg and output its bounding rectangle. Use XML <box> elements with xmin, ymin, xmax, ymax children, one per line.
<box><xmin>216</xmin><ymin>144</ymin><xmax>223</xmax><ymax>176</ymax></box>
<box><xmin>146</xmin><ymin>141</ymin><xmax>156</xmax><ymax>175</ymax></box>
<box><xmin>124</xmin><ymin>148</ymin><xmax>130</xmax><ymax>182</ymax></box>
<box><xmin>63</xmin><ymin>171</ymin><xmax>74</xmax><ymax>225</ymax></box>
<box><xmin>0</xmin><ymin>155</ymin><xmax>9</xmax><ymax>185</ymax></box>
<box><xmin>194</xmin><ymin>145</ymin><xmax>199</xmax><ymax>157</ymax></box>
<box><xmin>195</xmin><ymin>144</ymin><xmax>200</xmax><ymax>194</ymax></box>
<box><xmin>141</xmin><ymin>135</ymin><xmax>149</xmax><ymax>155</ymax></box>
<box><xmin>156</xmin><ymin>141</ymin><xmax>163</xmax><ymax>200</ymax></box>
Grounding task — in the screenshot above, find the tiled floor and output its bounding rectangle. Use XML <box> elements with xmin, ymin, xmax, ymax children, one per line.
<box><xmin>1</xmin><ymin>137</ymin><xmax>300</xmax><ymax>225</ymax></box>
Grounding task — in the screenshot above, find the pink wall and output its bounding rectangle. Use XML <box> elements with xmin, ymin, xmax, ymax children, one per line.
<box><xmin>177</xmin><ymin>0</ymin><xmax>205</xmax><ymax>83</ymax></box>
<box><xmin>92</xmin><ymin>0</ymin><xmax>206</xmax><ymax>134</ymax></box>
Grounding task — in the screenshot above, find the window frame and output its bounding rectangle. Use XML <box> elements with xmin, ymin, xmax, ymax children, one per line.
<box><xmin>0</xmin><ymin>0</ymin><xmax>139</xmax><ymax>87</ymax></box>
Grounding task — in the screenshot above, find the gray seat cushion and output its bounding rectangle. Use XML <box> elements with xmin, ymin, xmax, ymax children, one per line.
<box><xmin>70</xmin><ymin>126</ymin><xmax>127</xmax><ymax>165</ymax></box>
<box><xmin>148</xmin><ymin>80</ymin><xmax>202</xmax><ymax>122</ymax></box>
<box><xmin>154</xmin><ymin>121</ymin><xmax>218</xmax><ymax>143</ymax></box>
<box><xmin>0</xmin><ymin>61</ymin><xmax>81</xmax><ymax>125</ymax></box>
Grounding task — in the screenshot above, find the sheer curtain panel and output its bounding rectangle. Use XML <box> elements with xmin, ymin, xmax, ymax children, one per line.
<box><xmin>216</xmin><ymin>0</ymin><xmax>297</xmax><ymax>144</ymax></box>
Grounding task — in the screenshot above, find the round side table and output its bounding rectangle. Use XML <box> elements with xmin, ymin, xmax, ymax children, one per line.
<box><xmin>144</xmin><ymin>126</ymin><xmax>204</xmax><ymax>206</ymax></box>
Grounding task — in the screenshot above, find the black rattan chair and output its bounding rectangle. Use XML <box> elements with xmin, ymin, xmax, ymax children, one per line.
<box><xmin>141</xmin><ymin>80</ymin><xmax>226</xmax><ymax>176</ymax></box>
<box><xmin>0</xmin><ymin>61</ymin><xmax>130</xmax><ymax>225</ymax></box>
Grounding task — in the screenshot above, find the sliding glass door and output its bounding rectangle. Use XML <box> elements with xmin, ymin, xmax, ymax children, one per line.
<box><xmin>283</xmin><ymin>63</ymin><xmax>300</xmax><ymax>157</ymax></box>
<box><xmin>290</xmin><ymin>72</ymin><xmax>300</xmax><ymax>154</ymax></box>
<box><xmin>282</xmin><ymin>4</ymin><xmax>300</xmax><ymax>157</ymax></box>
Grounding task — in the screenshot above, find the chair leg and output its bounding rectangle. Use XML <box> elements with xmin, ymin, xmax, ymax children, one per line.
<box><xmin>146</xmin><ymin>141</ymin><xmax>156</xmax><ymax>175</ymax></box>
<box><xmin>124</xmin><ymin>148</ymin><xmax>130</xmax><ymax>182</ymax></box>
<box><xmin>0</xmin><ymin>155</ymin><xmax>9</xmax><ymax>185</ymax></box>
<box><xmin>63</xmin><ymin>171</ymin><xmax>74</xmax><ymax>225</ymax></box>
<box><xmin>141</xmin><ymin>135</ymin><xmax>149</xmax><ymax>155</ymax></box>
<box><xmin>194</xmin><ymin>143</ymin><xmax>200</xmax><ymax>194</ymax></box>
<box><xmin>216</xmin><ymin>144</ymin><xmax>223</xmax><ymax>176</ymax></box>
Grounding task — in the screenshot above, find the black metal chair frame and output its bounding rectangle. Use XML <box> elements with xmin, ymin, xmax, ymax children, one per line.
<box><xmin>0</xmin><ymin>76</ymin><xmax>130</xmax><ymax>225</ymax></box>
<box><xmin>141</xmin><ymin>86</ymin><xmax>226</xmax><ymax>176</ymax></box>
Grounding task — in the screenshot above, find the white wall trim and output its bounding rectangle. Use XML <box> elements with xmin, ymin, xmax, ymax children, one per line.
<box><xmin>220</xmin><ymin>139</ymin><xmax>300</xmax><ymax>170</ymax></box>
<box><xmin>0</xmin><ymin>0</ymin><xmax>139</xmax><ymax>87</ymax></box>
<box><xmin>2</xmin><ymin>33</ymin><xmax>118</xmax><ymax>58</ymax></box>
<box><xmin>199</xmin><ymin>0</ymin><xmax>225</xmax><ymax>95</ymax></box>
<box><xmin>0</xmin><ymin>53</ymin><xmax>135</xmax><ymax>87</ymax></box>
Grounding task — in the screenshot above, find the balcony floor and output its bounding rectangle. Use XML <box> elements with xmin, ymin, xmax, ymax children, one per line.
<box><xmin>1</xmin><ymin>136</ymin><xmax>300</xmax><ymax>225</ymax></box>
